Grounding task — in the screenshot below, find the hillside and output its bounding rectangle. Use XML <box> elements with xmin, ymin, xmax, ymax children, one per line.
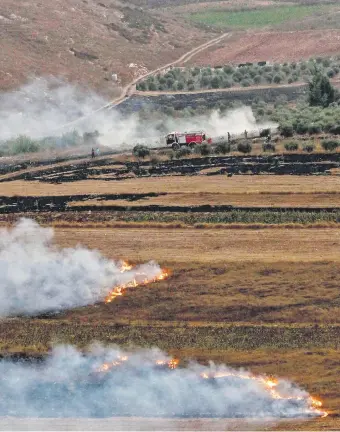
<box><xmin>0</xmin><ymin>0</ymin><xmax>214</xmax><ymax>97</ymax></box>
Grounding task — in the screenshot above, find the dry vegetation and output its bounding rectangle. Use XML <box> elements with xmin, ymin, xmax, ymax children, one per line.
<box><xmin>3</xmin><ymin>175</ymin><xmax>340</xmax><ymax>196</ymax></box>
<box><xmin>0</xmin><ymin>0</ymin><xmax>212</xmax><ymax>95</ymax></box>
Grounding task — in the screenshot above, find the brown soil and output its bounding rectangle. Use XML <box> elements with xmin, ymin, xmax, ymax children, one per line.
<box><xmin>0</xmin><ymin>0</ymin><xmax>213</xmax><ymax>96</ymax></box>
<box><xmin>188</xmin><ymin>30</ymin><xmax>340</xmax><ymax>66</ymax></box>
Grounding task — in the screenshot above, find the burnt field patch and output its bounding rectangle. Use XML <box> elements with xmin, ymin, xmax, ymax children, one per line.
<box><xmin>1</xmin><ymin>153</ymin><xmax>340</xmax><ymax>184</ymax></box>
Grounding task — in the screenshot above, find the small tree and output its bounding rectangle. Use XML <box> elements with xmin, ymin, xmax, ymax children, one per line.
<box><xmin>176</xmin><ymin>146</ymin><xmax>192</xmax><ymax>158</ymax></box>
<box><xmin>321</xmin><ymin>139</ymin><xmax>339</xmax><ymax>151</ymax></box>
<box><xmin>308</xmin><ymin>68</ymin><xmax>335</xmax><ymax>107</ymax></box>
<box><xmin>303</xmin><ymin>143</ymin><xmax>315</xmax><ymax>153</ymax></box>
<box><xmin>259</xmin><ymin>128</ymin><xmax>271</xmax><ymax>137</ymax></box>
<box><xmin>273</xmin><ymin>74</ymin><xmax>282</xmax><ymax>84</ymax></box>
<box><xmin>215</xmin><ymin>141</ymin><xmax>230</xmax><ymax>154</ymax></box>
<box><xmin>280</xmin><ymin>124</ymin><xmax>294</xmax><ymax>137</ymax></box>
<box><xmin>237</xmin><ymin>142</ymin><xmax>252</xmax><ymax>154</ymax></box>
<box><xmin>263</xmin><ymin>142</ymin><xmax>276</xmax><ymax>152</ymax></box>
<box><xmin>194</xmin><ymin>143</ymin><xmax>211</xmax><ymax>156</ymax></box>
<box><xmin>284</xmin><ymin>141</ymin><xmax>299</xmax><ymax>151</ymax></box>
<box><xmin>211</xmin><ymin>76</ymin><xmax>220</xmax><ymax>89</ymax></box>
<box><xmin>133</xmin><ymin>144</ymin><xmax>150</xmax><ymax>159</ymax></box>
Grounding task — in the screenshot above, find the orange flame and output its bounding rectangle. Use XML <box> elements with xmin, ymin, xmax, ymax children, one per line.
<box><xmin>105</xmin><ymin>262</ymin><xmax>169</xmax><ymax>304</ymax></box>
<box><xmin>200</xmin><ymin>371</ymin><xmax>328</xmax><ymax>417</ymax></box>
<box><xmin>94</xmin><ymin>356</ymin><xmax>327</xmax><ymax>417</ymax></box>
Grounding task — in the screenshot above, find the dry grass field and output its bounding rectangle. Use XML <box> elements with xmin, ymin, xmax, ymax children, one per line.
<box><xmin>2</xmin><ymin>167</ymin><xmax>340</xmax><ymax>428</ymax></box>
<box><xmin>3</xmin><ymin>176</ymin><xmax>340</xmax><ymax>196</ymax></box>
<box><xmin>4</xmin><ymin>176</ymin><xmax>340</xmax><ymax>208</ymax></box>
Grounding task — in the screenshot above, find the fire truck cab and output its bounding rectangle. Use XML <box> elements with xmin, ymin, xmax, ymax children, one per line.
<box><xmin>166</xmin><ymin>131</ymin><xmax>211</xmax><ymax>150</ymax></box>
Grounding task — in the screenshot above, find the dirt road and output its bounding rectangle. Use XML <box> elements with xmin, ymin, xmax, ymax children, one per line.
<box><xmin>53</xmin><ymin>32</ymin><xmax>230</xmax><ymax>132</ymax></box>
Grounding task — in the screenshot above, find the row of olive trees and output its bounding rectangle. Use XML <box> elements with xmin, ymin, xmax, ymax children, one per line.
<box><xmin>136</xmin><ymin>57</ymin><xmax>340</xmax><ymax>92</ymax></box>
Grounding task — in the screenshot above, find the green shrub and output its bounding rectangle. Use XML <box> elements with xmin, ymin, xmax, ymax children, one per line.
<box><xmin>237</xmin><ymin>142</ymin><xmax>252</xmax><ymax>154</ymax></box>
<box><xmin>241</xmin><ymin>79</ymin><xmax>252</xmax><ymax>87</ymax></box>
<box><xmin>273</xmin><ymin>74</ymin><xmax>283</xmax><ymax>84</ymax></box>
<box><xmin>284</xmin><ymin>141</ymin><xmax>299</xmax><ymax>151</ymax></box>
<box><xmin>215</xmin><ymin>141</ymin><xmax>231</xmax><ymax>154</ymax></box>
<box><xmin>308</xmin><ymin>124</ymin><xmax>322</xmax><ymax>134</ymax></box>
<box><xmin>321</xmin><ymin>139</ymin><xmax>339</xmax><ymax>151</ymax></box>
<box><xmin>223</xmin><ymin>65</ymin><xmax>234</xmax><ymax>74</ymax></box>
<box><xmin>254</xmin><ymin>75</ymin><xmax>262</xmax><ymax>84</ymax></box>
<box><xmin>175</xmin><ymin>146</ymin><xmax>192</xmax><ymax>158</ymax></box>
<box><xmin>280</xmin><ymin>124</ymin><xmax>294</xmax><ymax>137</ymax></box>
<box><xmin>295</xmin><ymin>122</ymin><xmax>309</xmax><ymax>134</ymax></box>
<box><xmin>259</xmin><ymin>128</ymin><xmax>271</xmax><ymax>137</ymax></box>
<box><xmin>194</xmin><ymin>143</ymin><xmax>211</xmax><ymax>156</ymax></box>
<box><xmin>303</xmin><ymin>143</ymin><xmax>315</xmax><ymax>153</ymax></box>
<box><xmin>148</xmin><ymin>82</ymin><xmax>157</xmax><ymax>91</ymax></box>
<box><xmin>211</xmin><ymin>76</ymin><xmax>220</xmax><ymax>89</ymax></box>
<box><xmin>329</xmin><ymin>125</ymin><xmax>340</xmax><ymax>135</ymax></box>
<box><xmin>133</xmin><ymin>144</ymin><xmax>150</xmax><ymax>159</ymax></box>
<box><xmin>11</xmin><ymin>135</ymin><xmax>40</xmax><ymax>154</ymax></box>
<box><xmin>262</xmin><ymin>142</ymin><xmax>276</xmax><ymax>152</ymax></box>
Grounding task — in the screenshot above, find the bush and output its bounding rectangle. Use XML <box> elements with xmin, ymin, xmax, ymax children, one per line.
<box><xmin>329</xmin><ymin>125</ymin><xmax>340</xmax><ymax>135</ymax></box>
<box><xmin>273</xmin><ymin>74</ymin><xmax>283</xmax><ymax>84</ymax></box>
<box><xmin>223</xmin><ymin>65</ymin><xmax>234</xmax><ymax>74</ymax></box>
<box><xmin>150</xmin><ymin>156</ymin><xmax>160</xmax><ymax>166</ymax></box>
<box><xmin>259</xmin><ymin>128</ymin><xmax>271</xmax><ymax>137</ymax></box>
<box><xmin>194</xmin><ymin>143</ymin><xmax>211</xmax><ymax>156</ymax></box>
<box><xmin>211</xmin><ymin>76</ymin><xmax>220</xmax><ymax>89</ymax></box>
<box><xmin>284</xmin><ymin>141</ymin><xmax>299</xmax><ymax>151</ymax></box>
<box><xmin>215</xmin><ymin>141</ymin><xmax>230</xmax><ymax>154</ymax></box>
<box><xmin>175</xmin><ymin>146</ymin><xmax>192</xmax><ymax>158</ymax></box>
<box><xmin>308</xmin><ymin>124</ymin><xmax>322</xmax><ymax>134</ymax></box>
<box><xmin>133</xmin><ymin>144</ymin><xmax>150</xmax><ymax>159</ymax></box>
<box><xmin>280</xmin><ymin>124</ymin><xmax>294</xmax><ymax>137</ymax></box>
<box><xmin>321</xmin><ymin>139</ymin><xmax>339</xmax><ymax>151</ymax></box>
<box><xmin>303</xmin><ymin>143</ymin><xmax>315</xmax><ymax>153</ymax></box>
<box><xmin>262</xmin><ymin>143</ymin><xmax>276</xmax><ymax>152</ymax></box>
<box><xmin>295</xmin><ymin>122</ymin><xmax>309</xmax><ymax>134</ymax></box>
<box><xmin>254</xmin><ymin>75</ymin><xmax>262</xmax><ymax>84</ymax></box>
<box><xmin>11</xmin><ymin>135</ymin><xmax>40</xmax><ymax>154</ymax></box>
<box><xmin>237</xmin><ymin>142</ymin><xmax>252</xmax><ymax>154</ymax></box>
<box><xmin>241</xmin><ymin>79</ymin><xmax>252</xmax><ymax>87</ymax></box>
<box><xmin>148</xmin><ymin>82</ymin><xmax>157</xmax><ymax>91</ymax></box>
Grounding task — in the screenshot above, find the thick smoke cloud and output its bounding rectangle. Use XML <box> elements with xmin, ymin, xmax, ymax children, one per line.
<box><xmin>0</xmin><ymin>78</ymin><xmax>276</xmax><ymax>150</ymax></box>
<box><xmin>0</xmin><ymin>219</ymin><xmax>162</xmax><ymax>317</ymax></box>
<box><xmin>0</xmin><ymin>344</ymin><xmax>320</xmax><ymax>418</ymax></box>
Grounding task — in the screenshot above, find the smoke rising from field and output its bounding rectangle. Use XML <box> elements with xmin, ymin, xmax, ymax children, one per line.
<box><xmin>0</xmin><ymin>78</ymin><xmax>276</xmax><ymax>151</ymax></box>
<box><xmin>0</xmin><ymin>219</ymin><xmax>162</xmax><ymax>317</ymax></box>
<box><xmin>0</xmin><ymin>344</ymin><xmax>322</xmax><ymax>418</ymax></box>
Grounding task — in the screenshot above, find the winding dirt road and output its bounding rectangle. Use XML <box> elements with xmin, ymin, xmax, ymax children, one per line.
<box><xmin>52</xmin><ymin>32</ymin><xmax>230</xmax><ymax>133</ymax></box>
<box><xmin>109</xmin><ymin>32</ymin><xmax>231</xmax><ymax>107</ymax></box>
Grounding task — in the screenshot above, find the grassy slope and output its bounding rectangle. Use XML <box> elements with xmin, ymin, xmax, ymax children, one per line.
<box><xmin>0</xmin><ymin>0</ymin><xmax>212</xmax><ymax>94</ymax></box>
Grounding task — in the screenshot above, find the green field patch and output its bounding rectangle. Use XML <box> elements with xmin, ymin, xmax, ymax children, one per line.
<box><xmin>187</xmin><ymin>5</ymin><xmax>326</xmax><ymax>29</ymax></box>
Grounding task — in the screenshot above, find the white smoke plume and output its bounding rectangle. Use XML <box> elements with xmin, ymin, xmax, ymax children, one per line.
<box><xmin>0</xmin><ymin>78</ymin><xmax>276</xmax><ymax>151</ymax></box>
<box><xmin>0</xmin><ymin>344</ymin><xmax>323</xmax><ymax>418</ymax></box>
<box><xmin>0</xmin><ymin>219</ymin><xmax>162</xmax><ymax>317</ymax></box>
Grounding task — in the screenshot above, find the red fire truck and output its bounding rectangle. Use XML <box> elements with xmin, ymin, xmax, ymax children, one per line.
<box><xmin>165</xmin><ymin>131</ymin><xmax>212</xmax><ymax>150</ymax></box>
